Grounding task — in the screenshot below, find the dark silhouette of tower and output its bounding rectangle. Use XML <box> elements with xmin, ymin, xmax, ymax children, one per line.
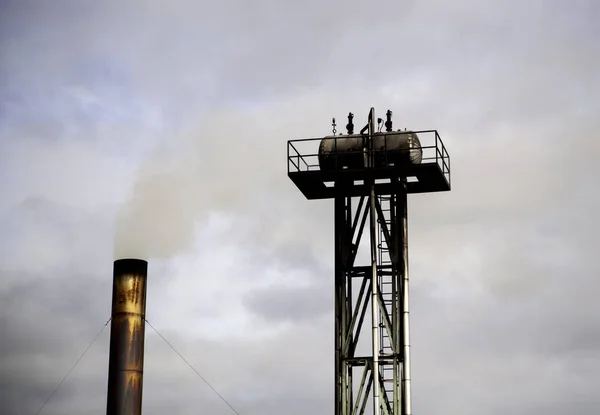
<box><xmin>287</xmin><ymin>108</ymin><xmax>451</xmax><ymax>415</ymax></box>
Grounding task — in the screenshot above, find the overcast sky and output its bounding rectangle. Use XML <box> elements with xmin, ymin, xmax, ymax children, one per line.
<box><xmin>1</xmin><ymin>0</ymin><xmax>599</xmax><ymax>414</ymax></box>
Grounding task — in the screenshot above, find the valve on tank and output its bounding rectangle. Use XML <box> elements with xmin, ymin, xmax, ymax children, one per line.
<box><xmin>385</xmin><ymin>110</ymin><xmax>393</xmax><ymax>132</ymax></box>
<box><xmin>318</xmin><ymin>131</ymin><xmax>423</xmax><ymax>171</ymax></box>
<box><xmin>346</xmin><ymin>113</ymin><xmax>354</xmax><ymax>135</ymax></box>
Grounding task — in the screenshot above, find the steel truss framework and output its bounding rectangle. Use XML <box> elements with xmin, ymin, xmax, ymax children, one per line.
<box><xmin>287</xmin><ymin>108</ymin><xmax>451</xmax><ymax>415</ymax></box>
<box><xmin>334</xmin><ymin>178</ymin><xmax>410</xmax><ymax>415</ymax></box>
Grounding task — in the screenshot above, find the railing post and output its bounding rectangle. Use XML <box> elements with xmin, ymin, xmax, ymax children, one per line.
<box><xmin>435</xmin><ymin>132</ymin><xmax>439</xmax><ymax>165</ymax></box>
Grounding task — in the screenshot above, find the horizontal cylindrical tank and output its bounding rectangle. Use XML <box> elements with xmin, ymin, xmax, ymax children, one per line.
<box><xmin>318</xmin><ymin>131</ymin><xmax>422</xmax><ymax>171</ymax></box>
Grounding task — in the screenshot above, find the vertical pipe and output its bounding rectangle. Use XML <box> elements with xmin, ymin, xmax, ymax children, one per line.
<box><xmin>399</xmin><ymin>183</ymin><xmax>412</xmax><ymax>415</ymax></box>
<box><xmin>369</xmin><ymin>187</ymin><xmax>381</xmax><ymax>415</ymax></box>
<box><xmin>106</xmin><ymin>259</ymin><xmax>148</xmax><ymax>415</ymax></box>
<box><xmin>365</xmin><ymin>108</ymin><xmax>381</xmax><ymax>415</ymax></box>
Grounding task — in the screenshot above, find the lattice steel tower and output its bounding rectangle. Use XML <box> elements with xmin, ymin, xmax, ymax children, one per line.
<box><xmin>287</xmin><ymin>108</ymin><xmax>451</xmax><ymax>415</ymax></box>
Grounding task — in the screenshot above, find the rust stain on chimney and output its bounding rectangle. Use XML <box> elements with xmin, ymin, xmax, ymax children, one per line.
<box><xmin>106</xmin><ymin>259</ymin><xmax>148</xmax><ymax>415</ymax></box>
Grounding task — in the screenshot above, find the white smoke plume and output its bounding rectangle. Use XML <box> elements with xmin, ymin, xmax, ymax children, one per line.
<box><xmin>112</xmin><ymin>100</ymin><xmax>338</xmax><ymax>261</ymax></box>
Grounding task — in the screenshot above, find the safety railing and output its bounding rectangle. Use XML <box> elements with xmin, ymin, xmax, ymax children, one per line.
<box><xmin>287</xmin><ymin>130</ymin><xmax>450</xmax><ymax>187</ymax></box>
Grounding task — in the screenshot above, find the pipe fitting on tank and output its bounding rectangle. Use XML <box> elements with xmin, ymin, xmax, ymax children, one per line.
<box><xmin>346</xmin><ymin>113</ymin><xmax>354</xmax><ymax>135</ymax></box>
<box><xmin>385</xmin><ymin>110</ymin><xmax>393</xmax><ymax>132</ymax></box>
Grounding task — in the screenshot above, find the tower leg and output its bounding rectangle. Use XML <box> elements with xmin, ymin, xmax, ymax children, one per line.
<box><xmin>399</xmin><ymin>182</ymin><xmax>412</xmax><ymax>415</ymax></box>
<box><xmin>334</xmin><ymin>192</ymin><xmax>349</xmax><ymax>415</ymax></box>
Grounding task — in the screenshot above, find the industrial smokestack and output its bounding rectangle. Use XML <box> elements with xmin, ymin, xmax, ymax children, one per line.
<box><xmin>106</xmin><ymin>259</ymin><xmax>148</xmax><ymax>415</ymax></box>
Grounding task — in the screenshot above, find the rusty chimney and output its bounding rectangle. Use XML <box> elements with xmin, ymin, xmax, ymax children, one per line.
<box><xmin>106</xmin><ymin>259</ymin><xmax>148</xmax><ymax>415</ymax></box>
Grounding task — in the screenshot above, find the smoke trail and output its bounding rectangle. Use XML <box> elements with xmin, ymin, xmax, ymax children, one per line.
<box><xmin>112</xmin><ymin>100</ymin><xmax>344</xmax><ymax>261</ymax></box>
<box><xmin>113</xmin><ymin>155</ymin><xmax>201</xmax><ymax>260</ymax></box>
<box><xmin>112</xmin><ymin>109</ymin><xmax>273</xmax><ymax>260</ymax></box>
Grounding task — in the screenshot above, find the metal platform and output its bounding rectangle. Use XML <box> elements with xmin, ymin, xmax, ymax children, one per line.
<box><xmin>287</xmin><ymin>129</ymin><xmax>451</xmax><ymax>200</ymax></box>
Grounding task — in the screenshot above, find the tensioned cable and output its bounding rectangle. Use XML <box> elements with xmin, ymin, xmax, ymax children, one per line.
<box><xmin>145</xmin><ymin>319</ymin><xmax>241</xmax><ymax>415</ymax></box>
<box><xmin>34</xmin><ymin>317</ymin><xmax>111</xmax><ymax>415</ymax></box>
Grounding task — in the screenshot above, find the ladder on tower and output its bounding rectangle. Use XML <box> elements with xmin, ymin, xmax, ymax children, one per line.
<box><xmin>377</xmin><ymin>194</ymin><xmax>395</xmax><ymax>412</ymax></box>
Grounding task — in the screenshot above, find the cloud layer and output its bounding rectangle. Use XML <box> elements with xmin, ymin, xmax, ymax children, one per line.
<box><xmin>1</xmin><ymin>0</ymin><xmax>599</xmax><ymax>414</ymax></box>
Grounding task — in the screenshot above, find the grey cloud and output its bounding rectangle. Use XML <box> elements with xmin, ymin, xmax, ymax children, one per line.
<box><xmin>0</xmin><ymin>277</ymin><xmax>110</xmax><ymax>415</ymax></box>
<box><xmin>243</xmin><ymin>283</ymin><xmax>332</xmax><ymax>323</ymax></box>
<box><xmin>0</xmin><ymin>195</ymin><xmax>330</xmax><ymax>415</ymax></box>
<box><xmin>241</xmin><ymin>240</ymin><xmax>333</xmax><ymax>322</ymax></box>
<box><xmin>2</xmin><ymin>0</ymin><xmax>600</xmax><ymax>414</ymax></box>
<box><xmin>6</xmin><ymin>0</ymin><xmax>597</xmax><ymax>125</ymax></box>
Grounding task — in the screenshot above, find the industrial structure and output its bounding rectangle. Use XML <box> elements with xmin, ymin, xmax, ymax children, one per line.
<box><xmin>106</xmin><ymin>258</ymin><xmax>149</xmax><ymax>415</ymax></box>
<box><xmin>287</xmin><ymin>108</ymin><xmax>451</xmax><ymax>415</ymax></box>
